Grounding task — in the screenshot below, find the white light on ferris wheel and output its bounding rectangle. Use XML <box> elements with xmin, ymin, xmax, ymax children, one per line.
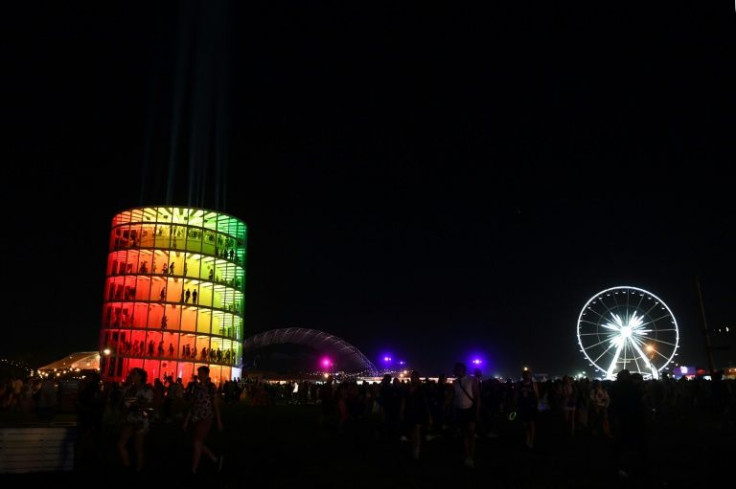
<box><xmin>577</xmin><ymin>286</ymin><xmax>680</xmax><ymax>381</ymax></box>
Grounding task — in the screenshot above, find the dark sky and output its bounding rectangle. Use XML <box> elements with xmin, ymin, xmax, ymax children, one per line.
<box><xmin>2</xmin><ymin>1</ymin><xmax>734</xmax><ymax>376</ymax></box>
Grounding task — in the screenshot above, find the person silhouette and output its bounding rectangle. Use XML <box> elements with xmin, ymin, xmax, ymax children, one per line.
<box><xmin>453</xmin><ymin>362</ymin><xmax>480</xmax><ymax>468</ymax></box>
<box><xmin>117</xmin><ymin>368</ymin><xmax>154</xmax><ymax>473</ymax></box>
<box><xmin>515</xmin><ymin>368</ymin><xmax>539</xmax><ymax>449</ymax></box>
<box><xmin>183</xmin><ymin>366</ymin><xmax>224</xmax><ymax>474</ymax></box>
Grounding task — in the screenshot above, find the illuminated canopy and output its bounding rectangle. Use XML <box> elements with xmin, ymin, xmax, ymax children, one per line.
<box><xmin>243</xmin><ymin>328</ymin><xmax>379</xmax><ymax>376</ymax></box>
<box><xmin>38</xmin><ymin>352</ymin><xmax>100</xmax><ymax>373</ymax></box>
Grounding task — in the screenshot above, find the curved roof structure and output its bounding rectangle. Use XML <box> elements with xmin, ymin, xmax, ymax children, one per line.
<box><xmin>38</xmin><ymin>352</ymin><xmax>100</xmax><ymax>373</ymax></box>
<box><xmin>243</xmin><ymin>328</ymin><xmax>379</xmax><ymax>376</ymax></box>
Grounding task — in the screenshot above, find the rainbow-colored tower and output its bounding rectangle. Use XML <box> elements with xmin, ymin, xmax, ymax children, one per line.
<box><xmin>98</xmin><ymin>206</ymin><xmax>246</xmax><ymax>385</ymax></box>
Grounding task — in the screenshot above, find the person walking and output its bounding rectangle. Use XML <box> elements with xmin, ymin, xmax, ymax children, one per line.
<box><xmin>116</xmin><ymin>368</ymin><xmax>154</xmax><ymax>473</ymax></box>
<box><xmin>182</xmin><ymin>365</ymin><xmax>224</xmax><ymax>474</ymax></box>
<box><xmin>515</xmin><ymin>368</ymin><xmax>540</xmax><ymax>449</ymax></box>
<box><xmin>453</xmin><ymin>362</ymin><xmax>480</xmax><ymax>468</ymax></box>
<box><xmin>75</xmin><ymin>371</ymin><xmax>106</xmax><ymax>471</ymax></box>
<box><xmin>400</xmin><ymin>370</ymin><xmax>432</xmax><ymax>461</ymax></box>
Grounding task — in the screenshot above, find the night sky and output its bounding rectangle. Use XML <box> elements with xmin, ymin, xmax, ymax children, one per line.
<box><xmin>2</xmin><ymin>1</ymin><xmax>734</xmax><ymax>376</ymax></box>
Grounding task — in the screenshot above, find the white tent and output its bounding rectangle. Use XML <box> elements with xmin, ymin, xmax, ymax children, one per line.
<box><xmin>38</xmin><ymin>352</ymin><xmax>100</xmax><ymax>373</ymax></box>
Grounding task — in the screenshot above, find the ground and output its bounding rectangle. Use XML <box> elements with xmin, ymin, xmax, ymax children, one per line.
<box><xmin>0</xmin><ymin>401</ymin><xmax>731</xmax><ymax>488</ymax></box>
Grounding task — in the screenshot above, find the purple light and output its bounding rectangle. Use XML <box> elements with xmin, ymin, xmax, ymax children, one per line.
<box><xmin>383</xmin><ymin>356</ymin><xmax>392</xmax><ymax>363</ymax></box>
<box><xmin>321</xmin><ymin>357</ymin><xmax>333</xmax><ymax>369</ymax></box>
<box><xmin>471</xmin><ymin>358</ymin><xmax>483</xmax><ymax>366</ymax></box>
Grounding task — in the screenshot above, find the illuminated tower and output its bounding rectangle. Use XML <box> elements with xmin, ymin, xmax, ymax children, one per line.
<box><xmin>99</xmin><ymin>206</ymin><xmax>246</xmax><ymax>385</ymax></box>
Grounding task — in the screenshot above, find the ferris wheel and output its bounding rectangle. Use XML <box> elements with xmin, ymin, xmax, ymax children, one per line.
<box><xmin>577</xmin><ymin>286</ymin><xmax>680</xmax><ymax>380</ymax></box>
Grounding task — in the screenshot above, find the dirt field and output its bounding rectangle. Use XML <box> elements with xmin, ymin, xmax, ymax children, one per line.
<box><xmin>1</xmin><ymin>398</ymin><xmax>732</xmax><ymax>488</ymax></box>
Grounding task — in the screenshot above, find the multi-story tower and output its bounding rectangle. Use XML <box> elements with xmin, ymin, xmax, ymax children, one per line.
<box><xmin>99</xmin><ymin>206</ymin><xmax>247</xmax><ymax>385</ymax></box>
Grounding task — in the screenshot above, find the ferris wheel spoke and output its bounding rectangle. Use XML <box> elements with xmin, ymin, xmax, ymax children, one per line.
<box><xmin>586</xmin><ymin>334</ymin><xmax>619</xmax><ymax>350</ymax></box>
<box><xmin>579</xmin><ymin>318</ymin><xmax>605</xmax><ymax>329</ymax></box>
<box><xmin>584</xmin><ymin>306</ymin><xmax>611</xmax><ymax>324</ymax></box>
<box><xmin>633</xmin><ymin>292</ymin><xmax>646</xmax><ymax>312</ymax></box>
<box><xmin>589</xmin><ymin>341</ymin><xmax>620</xmax><ymax>365</ymax></box>
<box><xmin>648</xmin><ymin>337</ymin><xmax>678</xmax><ymax>350</ymax></box>
<box><xmin>631</xmin><ymin>353</ymin><xmax>650</xmax><ymax>378</ymax></box>
<box><xmin>630</xmin><ymin>338</ymin><xmax>660</xmax><ymax>378</ymax></box>
<box><xmin>633</xmin><ymin>329</ymin><xmax>653</xmax><ymax>336</ymax></box>
<box><xmin>629</xmin><ymin>334</ymin><xmax>647</xmax><ymax>349</ymax></box>
<box><xmin>642</xmin><ymin>302</ymin><xmax>661</xmax><ymax>318</ymax></box>
<box><xmin>626</xmin><ymin>325</ymin><xmax>652</xmax><ymax>359</ymax></box>
<box><xmin>658</xmin><ymin>338</ymin><xmax>678</xmax><ymax>347</ymax></box>
<box><xmin>578</xmin><ymin>328</ymin><xmax>617</xmax><ymax>338</ymax></box>
<box><xmin>652</xmin><ymin>349</ymin><xmax>670</xmax><ymax>361</ymax></box>
<box><xmin>642</xmin><ymin>313</ymin><xmax>674</xmax><ymax>329</ymax></box>
<box><xmin>605</xmin><ymin>342</ymin><xmax>624</xmax><ymax>379</ymax></box>
<box><xmin>650</xmin><ymin>327</ymin><xmax>678</xmax><ymax>333</ymax></box>
<box><xmin>632</xmin><ymin>332</ymin><xmax>674</xmax><ymax>376</ymax></box>
<box><xmin>630</xmin><ymin>341</ymin><xmax>652</xmax><ymax>365</ymax></box>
